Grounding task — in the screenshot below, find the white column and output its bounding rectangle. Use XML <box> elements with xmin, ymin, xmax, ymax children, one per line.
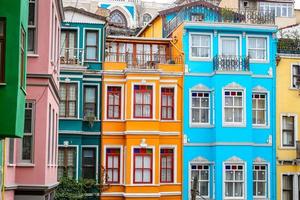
<box><xmin>293</xmin><ymin>174</ymin><xmax>298</xmax><ymax>200</ymax></box>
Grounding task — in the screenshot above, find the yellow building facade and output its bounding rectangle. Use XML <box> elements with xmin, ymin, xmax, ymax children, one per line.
<box><xmin>276</xmin><ymin>49</ymin><xmax>300</xmax><ymax>199</ymax></box>
<box><xmin>101</xmin><ymin>36</ymin><xmax>183</xmax><ymax>200</ymax></box>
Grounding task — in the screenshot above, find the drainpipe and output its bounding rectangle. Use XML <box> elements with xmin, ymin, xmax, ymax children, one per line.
<box><xmin>1</xmin><ymin>139</ymin><xmax>6</xmax><ymax>200</ymax></box>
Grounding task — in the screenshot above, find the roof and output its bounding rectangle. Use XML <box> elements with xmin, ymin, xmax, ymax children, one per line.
<box><xmin>136</xmin><ymin>14</ymin><xmax>160</xmax><ymax>37</ymax></box>
<box><xmin>64</xmin><ymin>6</ymin><xmax>107</xmax><ymax>22</ymax></box>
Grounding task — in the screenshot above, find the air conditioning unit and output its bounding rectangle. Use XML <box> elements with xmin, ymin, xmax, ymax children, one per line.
<box><xmin>296</xmin><ymin>141</ymin><xmax>300</xmax><ymax>160</ymax></box>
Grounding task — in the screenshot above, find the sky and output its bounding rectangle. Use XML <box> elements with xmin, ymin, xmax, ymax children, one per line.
<box><xmin>143</xmin><ymin>0</ymin><xmax>300</xmax><ymax>8</ymax></box>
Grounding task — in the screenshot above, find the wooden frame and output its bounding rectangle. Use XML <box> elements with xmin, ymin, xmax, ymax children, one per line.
<box><xmin>83</xmin><ymin>85</ymin><xmax>97</xmax><ymax>118</ymax></box>
<box><xmin>161</xmin><ymin>87</ymin><xmax>174</xmax><ymax>120</ymax></box>
<box><xmin>85</xmin><ymin>30</ymin><xmax>98</xmax><ymax>61</ymax></box>
<box><xmin>82</xmin><ymin>147</ymin><xmax>97</xmax><ymax>180</ymax></box>
<box><xmin>106</xmin><ymin>148</ymin><xmax>120</xmax><ymax>184</ymax></box>
<box><xmin>160</xmin><ymin>148</ymin><xmax>174</xmax><ymax>183</ymax></box>
<box><xmin>60</xmin><ymin>83</ymin><xmax>78</xmax><ymax>118</ymax></box>
<box><xmin>133</xmin><ymin>85</ymin><xmax>153</xmax><ymax>119</ymax></box>
<box><xmin>107</xmin><ymin>86</ymin><xmax>121</xmax><ymax>120</ymax></box>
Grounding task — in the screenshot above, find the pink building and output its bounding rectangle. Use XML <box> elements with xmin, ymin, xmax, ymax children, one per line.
<box><xmin>4</xmin><ymin>0</ymin><xmax>64</xmax><ymax>199</ymax></box>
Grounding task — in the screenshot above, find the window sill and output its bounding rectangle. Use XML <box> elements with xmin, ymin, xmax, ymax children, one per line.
<box><xmin>161</xmin><ymin>120</ymin><xmax>181</xmax><ymax>122</ymax></box>
<box><xmin>27</xmin><ymin>54</ymin><xmax>39</xmax><ymax>58</ymax></box>
<box><xmin>159</xmin><ymin>182</ymin><xmax>181</xmax><ymax>185</ymax></box>
<box><xmin>189</xmin><ymin>57</ymin><xmax>212</xmax><ymax>62</ymax></box>
<box><xmin>7</xmin><ymin>164</ymin><xmax>16</xmax><ymax>167</ymax></box>
<box><xmin>60</xmin><ymin>117</ymin><xmax>81</xmax><ymax>120</ymax></box>
<box><xmin>278</xmin><ymin>146</ymin><xmax>296</xmax><ymax>150</ymax></box>
<box><xmin>16</xmin><ymin>163</ymin><xmax>35</xmax><ymax>167</ymax></box>
<box><xmin>0</xmin><ymin>83</ymin><xmax>6</xmax><ymax>86</ymax></box>
<box><xmin>189</xmin><ymin>124</ymin><xmax>214</xmax><ymax>128</ymax></box>
<box><xmin>222</xmin><ymin>123</ymin><xmax>246</xmax><ymax>128</ymax></box>
<box><xmin>253</xmin><ymin>125</ymin><xmax>269</xmax><ymax>129</ymax></box>
<box><xmin>289</xmin><ymin>87</ymin><xmax>300</xmax><ymax>91</ymax></box>
<box><xmin>249</xmin><ymin>59</ymin><xmax>269</xmax><ymax>64</ymax></box>
<box><xmin>104</xmin><ymin>119</ymin><xmax>125</xmax><ymax>122</ymax></box>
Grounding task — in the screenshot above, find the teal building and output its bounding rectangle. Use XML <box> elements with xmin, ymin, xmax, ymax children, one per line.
<box><xmin>58</xmin><ymin>7</ymin><xmax>106</xmax><ymax>181</ymax></box>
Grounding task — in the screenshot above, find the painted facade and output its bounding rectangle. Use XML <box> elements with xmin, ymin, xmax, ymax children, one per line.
<box><xmin>101</xmin><ymin>36</ymin><xmax>183</xmax><ymax>199</ymax></box>
<box><xmin>58</xmin><ymin>7</ymin><xmax>106</xmax><ymax>183</ymax></box>
<box><xmin>276</xmin><ymin>24</ymin><xmax>300</xmax><ymax>200</ymax></box>
<box><xmin>4</xmin><ymin>0</ymin><xmax>64</xmax><ymax>199</ymax></box>
<box><xmin>0</xmin><ymin>0</ymin><xmax>28</xmax><ymax>138</ymax></box>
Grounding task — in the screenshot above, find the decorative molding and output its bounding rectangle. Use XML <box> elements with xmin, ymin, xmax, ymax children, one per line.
<box><xmin>190</xmin><ymin>156</ymin><xmax>210</xmax><ymax>163</ymax></box>
<box><xmin>225</xmin><ymin>156</ymin><xmax>244</xmax><ymax>163</ymax></box>
<box><xmin>224</xmin><ymin>82</ymin><xmax>243</xmax><ymax>89</ymax></box>
<box><xmin>253</xmin><ymin>85</ymin><xmax>268</xmax><ymax>92</ymax></box>
<box><xmin>253</xmin><ymin>157</ymin><xmax>267</xmax><ymax>164</ymax></box>
<box><xmin>190</xmin><ymin>83</ymin><xmax>211</xmax><ymax>91</ymax></box>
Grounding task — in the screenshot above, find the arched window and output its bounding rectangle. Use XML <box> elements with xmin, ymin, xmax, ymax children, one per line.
<box><xmin>110</xmin><ymin>10</ymin><xmax>127</xmax><ymax>27</ymax></box>
<box><xmin>143</xmin><ymin>13</ymin><xmax>152</xmax><ymax>25</ymax></box>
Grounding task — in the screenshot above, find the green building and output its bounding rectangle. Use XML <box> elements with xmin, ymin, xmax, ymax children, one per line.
<box><xmin>0</xmin><ymin>0</ymin><xmax>28</xmax><ymax>138</ymax></box>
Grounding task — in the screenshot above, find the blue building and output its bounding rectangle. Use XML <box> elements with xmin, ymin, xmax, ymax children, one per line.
<box><xmin>58</xmin><ymin>6</ymin><xmax>106</xmax><ymax>181</ymax></box>
<box><xmin>160</xmin><ymin>1</ymin><xmax>277</xmax><ymax>199</ymax></box>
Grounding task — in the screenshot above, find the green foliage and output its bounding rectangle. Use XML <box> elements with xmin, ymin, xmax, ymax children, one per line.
<box><xmin>54</xmin><ymin>176</ymin><xmax>85</xmax><ymax>200</ymax></box>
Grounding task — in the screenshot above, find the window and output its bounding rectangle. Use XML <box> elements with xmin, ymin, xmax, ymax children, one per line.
<box><xmin>190</xmin><ymin>164</ymin><xmax>210</xmax><ymax>197</ymax></box>
<box><xmin>106</xmin><ymin>148</ymin><xmax>120</xmax><ymax>183</ymax></box>
<box><xmin>190</xmin><ymin>13</ymin><xmax>204</xmax><ymax>22</ymax></box>
<box><xmin>253</xmin><ymin>164</ymin><xmax>267</xmax><ymax>198</ymax></box>
<box><xmin>85</xmin><ymin>30</ymin><xmax>98</xmax><ymax>61</ymax></box>
<box><xmin>160</xmin><ymin>148</ymin><xmax>174</xmax><ymax>183</ymax></box>
<box><xmin>143</xmin><ymin>13</ymin><xmax>152</xmax><ymax>25</ymax></box>
<box><xmin>20</xmin><ymin>28</ymin><xmax>25</xmax><ymax>88</ymax></box>
<box><xmin>22</xmin><ymin>102</ymin><xmax>34</xmax><ymax>163</ymax></box>
<box><xmin>82</xmin><ymin>147</ymin><xmax>96</xmax><ymax>179</ymax></box>
<box><xmin>84</xmin><ymin>86</ymin><xmax>97</xmax><ymax>118</ymax></box>
<box><xmin>133</xmin><ymin>148</ymin><xmax>152</xmax><ymax>184</ymax></box>
<box><xmin>282</xmin><ymin>175</ymin><xmax>293</xmax><ymax>200</ymax></box>
<box><xmin>282</xmin><ymin>115</ymin><xmax>296</xmax><ymax>147</ymax></box>
<box><xmin>58</xmin><ymin>147</ymin><xmax>77</xmax><ymax>180</ymax></box>
<box><xmin>191</xmin><ymin>91</ymin><xmax>210</xmax><ymax>124</ymax></box>
<box><xmin>28</xmin><ymin>0</ymin><xmax>37</xmax><ymax>53</ymax></box>
<box><xmin>190</xmin><ymin>34</ymin><xmax>211</xmax><ymax>59</ymax></box>
<box><xmin>8</xmin><ymin>139</ymin><xmax>14</xmax><ymax>164</ymax></box>
<box><xmin>161</xmin><ymin>88</ymin><xmax>174</xmax><ymax>120</ymax></box>
<box><xmin>60</xmin><ymin>30</ymin><xmax>78</xmax><ymax>64</ymax></box>
<box><xmin>224</xmin><ymin>164</ymin><xmax>244</xmax><ymax>198</ymax></box>
<box><xmin>221</xmin><ymin>37</ymin><xmax>238</xmax><ymax>56</ymax></box>
<box><xmin>252</xmin><ymin>93</ymin><xmax>267</xmax><ymax>126</ymax></box>
<box><xmin>224</xmin><ymin>90</ymin><xmax>244</xmax><ymax>124</ymax></box>
<box><xmin>0</xmin><ymin>18</ymin><xmax>6</xmax><ymax>83</ymax></box>
<box><xmin>134</xmin><ymin>85</ymin><xmax>152</xmax><ymax>118</ymax></box>
<box><xmin>292</xmin><ymin>65</ymin><xmax>300</xmax><ymax>89</ymax></box>
<box><xmin>110</xmin><ymin>10</ymin><xmax>127</xmax><ymax>27</ymax></box>
<box><xmin>107</xmin><ymin>86</ymin><xmax>121</xmax><ymax>119</ymax></box>
<box><xmin>48</xmin><ymin>104</ymin><xmax>52</xmax><ymax>164</ymax></box>
<box><xmin>248</xmin><ymin>37</ymin><xmax>267</xmax><ymax>61</ymax></box>
<box><xmin>59</xmin><ymin>83</ymin><xmax>77</xmax><ymax>118</ymax></box>
<box><xmin>259</xmin><ymin>2</ymin><xmax>294</xmax><ymax>17</ymax></box>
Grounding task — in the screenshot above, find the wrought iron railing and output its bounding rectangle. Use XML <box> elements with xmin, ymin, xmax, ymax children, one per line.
<box><xmin>163</xmin><ymin>4</ymin><xmax>275</xmax><ymax>37</ymax></box>
<box><xmin>278</xmin><ymin>38</ymin><xmax>300</xmax><ymax>55</ymax></box>
<box><xmin>60</xmin><ymin>48</ymin><xmax>84</xmax><ymax>65</ymax></box>
<box><xmin>105</xmin><ymin>52</ymin><xmax>182</xmax><ymax>69</ymax></box>
<box><xmin>213</xmin><ymin>55</ymin><xmax>249</xmax><ymax>71</ymax></box>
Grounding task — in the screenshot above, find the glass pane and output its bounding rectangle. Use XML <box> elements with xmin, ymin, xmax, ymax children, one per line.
<box><xmin>234</xmin><ymin>108</ymin><xmax>243</xmax><ymax>122</ymax></box>
<box><xmin>85</xmin><ymin>87</ymin><xmax>96</xmax><ymax>103</ymax></box>
<box><xmin>192</xmin><ymin>109</ymin><xmax>200</xmax><ymax>123</ymax></box>
<box><xmin>86</xmin><ymin>47</ymin><xmax>97</xmax><ymax>60</ymax></box>
<box><xmin>201</xmin><ymin>98</ymin><xmax>209</xmax><ymax>107</ymax></box>
<box><xmin>235</xmin><ymin>182</ymin><xmax>243</xmax><ymax>197</ymax></box>
<box><xmin>234</xmin><ymin>97</ymin><xmax>243</xmax><ymax>106</ymax></box>
<box><xmin>225</xmin><ymin>182</ymin><xmax>233</xmax><ymax>197</ymax></box>
<box><xmin>144</xmin><ymin>156</ymin><xmax>151</xmax><ymax>168</ymax></box>
<box><xmin>86</xmin><ymin>32</ymin><xmax>97</xmax><ymax>45</ymax></box>
<box><xmin>200</xmin><ymin>182</ymin><xmax>208</xmax><ymax>196</ymax></box>
<box><xmin>225</xmin><ymin>96</ymin><xmax>233</xmax><ymax>106</ymax></box>
<box><xmin>135</xmin><ymin>156</ymin><xmax>143</xmax><ymax>168</ymax></box>
<box><xmin>69</xmin><ymin>85</ymin><xmax>77</xmax><ymax>100</ymax></box>
<box><xmin>225</xmin><ymin>108</ymin><xmax>233</xmax><ymax>122</ymax></box>
<box><xmin>235</xmin><ymin>171</ymin><xmax>243</xmax><ymax>180</ymax></box>
<box><xmin>225</xmin><ymin>171</ymin><xmax>234</xmax><ymax>180</ymax></box>
<box><xmin>192</xmin><ymin>98</ymin><xmax>200</xmax><ymax>107</ymax></box>
<box><xmin>28</xmin><ymin>2</ymin><xmax>36</xmax><ymax>26</ymax></box>
<box><xmin>113</xmin><ymin>169</ymin><xmax>119</xmax><ymax>182</ymax></box>
<box><xmin>200</xmin><ymin>170</ymin><xmax>208</xmax><ymax>180</ymax></box>
<box><xmin>257</xmin><ymin>182</ymin><xmax>266</xmax><ymax>196</ymax></box>
<box><xmin>143</xmin><ymin>169</ymin><xmax>151</xmax><ymax>182</ymax></box>
<box><xmin>135</xmin><ymin>169</ymin><xmax>142</xmax><ymax>182</ymax></box>
<box><xmin>107</xmin><ymin>156</ymin><xmax>113</xmax><ymax>168</ymax></box>
<box><xmin>201</xmin><ymin>109</ymin><xmax>209</xmax><ymax>123</ymax></box>
<box><xmin>222</xmin><ymin>39</ymin><xmax>237</xmax><ymax>56</ymax></box>
<box><xmin>0</xmin><ymin>21</ymin><xmax>4</xmax><ymax>36</ymax></box>
<box><xmin>22</xmin><ymin>135</ymin><xmax>32</xmax><ymax>161</ymax></box>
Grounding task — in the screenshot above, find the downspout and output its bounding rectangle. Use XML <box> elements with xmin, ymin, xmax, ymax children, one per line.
<box><xmin>1</xmin><ymin>139</ymin><xmax>6</xmax><ymax>200</ymax></box>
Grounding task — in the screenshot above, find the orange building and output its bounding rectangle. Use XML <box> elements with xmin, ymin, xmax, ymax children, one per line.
<box><xmin>101</xmin><ymin>36</ymin><xmax>183</xmax><ymax>200</ymax></box>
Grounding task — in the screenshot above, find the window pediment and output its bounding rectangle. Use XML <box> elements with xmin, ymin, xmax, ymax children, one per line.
<box><xmin>224</xmin><ymin>82</ymin><xmax>244</xmax><ymax>90</ymax></box>
<box><xmin>190</xmin><ymin>84</ymin><xmax>211</xmax><ymax>91</ymax></box>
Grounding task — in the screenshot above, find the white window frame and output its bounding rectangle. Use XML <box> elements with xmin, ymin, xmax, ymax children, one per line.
<box><xmin>189</xmin><ymin>32</ymin><xmax>213</xmax><ymax>61</ymax></box>
<box><xmin>222</xmin><ymin>86</ymin><xmax>246</xmax><ymax>127</ymax></box>
<box><xmin>281</xmin><ymin>173</ymin><xmax>299</xmax><ymax>200</ymax></box>
<box><xmin>130</xmin><ymin>145</ymin><xmax>155</xmax><ymax>185</ymax></box>
<box><xmin>252</xmin><ymin>92</ymin><xmax>268</xmax><ymax>127</ymax></box>
<box><xmin>189</xmin><ymin>162</ymin><xmax>211</xmax><ymax>199</ymax></box>
<box><xmin>57</xmin><ymin>144</ymin><xmax>79</xmax><ymax>180</ymax></box>
<box><xmin>290</xmin><ymin>64</ymin><xmax>300</xmax><ymax>89</ymax></box>
<box><xmin>28</xmin><ymin>0</ymin><xmax>38</xmax><ymax>54</ymax></box>
<box><xmin>223</xmin><ymin>161</ymin><xmax>246</xmax><ymax>200</ymax></box>
<box><xmin>159</xmin><ymin>145</ymin><xmax>177</xmax><ymax>184</ymax></box>
<box><xmin>280</xmin><ymin>113</ymin><xmax>298</xmax><ymax>149</ymax></box>
<box><xmin>83</xmin><ymin>28</ymin><xmax>102</xmax><ymax>63</ymax></box>
<box><xmin>253</xmin><ymin>163</ymin><xmax>269</xmax><ymax>199</ymax></box>
<box><xmin>246</xmin><ymin>35</ymin><xmax>269</xmax><ymax>63</ymax></box>
<box><xmin>103</xmin><ymin>145</ymin><xmax>123</xmax><ymax>185</ymax></box>
<box><xmin>104</xmin><ymin>84</ymin><xmax>124</xmax><ymax>121</ymax></box>
<box><xmin>20</xmin><ymin>101</ymin><xmax>35</xmax><ymax>164</ymax></box>
<box><xmin>189</xmin><ymin>90</ymin><xmax>211</xmax><ymax>126</ymax></box>
<box><xmin>219</xmin><ymin>37</ymin><xmax>239</xmax><ymax>57</ymax></box>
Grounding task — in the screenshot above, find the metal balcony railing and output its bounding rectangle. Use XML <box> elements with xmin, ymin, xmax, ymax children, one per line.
<box><xmin>278</xmin><ymin>39</ymin><xmax>300</xmax><ymax>55</ymax></box>
<box><xmin>163</xmin><ymin>3</ymin><xmax>275</xmax><ymax>37</ymax></box>
<box><xmin>105</xmin><ymin>52</ymin><xmax>182</xmax><ymax>70</ymax></box>
<box><xmin>60</xmin><ymin>48</ymin><xmax>84</xmax><ymax>65</ymax></box>
<box><xmin>213</xmin><ymin>55</ymin><xmax>249</xmax><ymax>72</ymax></box>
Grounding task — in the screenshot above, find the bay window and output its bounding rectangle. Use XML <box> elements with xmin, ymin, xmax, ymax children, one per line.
<box><xmin>191</xmin><ymin>91</ymin><xmax>210</xmax><ymax>124</ymax></box>
<box><xmin>281</xmin><ymin>115</ymin><xmax>296</xmax><ymax>147</ymax></box>
<box><xmin>252</xmin><ymin>93</ymin><xmax>267</xmax><ymax>126</ymax></box>
<box><xmin>133</xmin><ymin>148</ymin><xmax>152</xmax><ymax>184</ymax></box>
<box><xmin>248</xmin><ymin>37</ymin><xmax>267</xmax><ymax>61</ymax></box>
<box><xmin>107</xmin><ymin>86</ymin><xmax>121</xmax><ymax>119</ymax></box>
<box><xmin>190</xmin><ymin>164</ymin><xmax>210</xmax><ymax>197</ymax></box>
<box><xmin>224</xmin><ymin>164</ymin><xmax>244</xmax><ymax>199</ymax></box>
<box><xmin>106</xmin><ymin>148</ymin><xmax>120</xmax><ymax>183</ymax></box>
<box><xmin>134</xmin><ymin>85</ymin><xmax>152</xmax><ymax>118</ymax></box>
<box><xmin>85</xmin><ymin>30</ymin><xmax>98</xmax><ymax>61</ymax></box>
<box><xmin>190</xmin><ymin>33</ymin><xmax>211</xmax><ymax>59</ymax></box>
<box><xmin>84</xmin><ymin>86</ymin><xmax>97</xmax><ymax>118</ymax></box>
<box><xmin>160</xmin><ymin>148</ymin><xmax>174</xmax><ymax>183</ymax></box>
<box><xmin>224</xmin><ymin>90</ymin><xmax>244</xmax><ymax>124</ymax></box>
<box><xmin>161</xmin><ymin>88</ymin><xmax>174</xmax><ymax>120</ymax></box>
<box><xmin>253</xmin><ymin>164</ymin><xmax>267</xmax><ymax>198</ymax></box>
<box><xmin>0</xmin><ymin>18</ymin><xmax>5</xmax><ymax>83</ymax></box>
<box><xmin>60</xmin><ymin>30</ymin><xmax>78</xmax><ymax>64</ymax></box>
<box><xmin>59</xmin><ymin>83</ymin><xmax>77</xmax><ymax>118</ymax></box>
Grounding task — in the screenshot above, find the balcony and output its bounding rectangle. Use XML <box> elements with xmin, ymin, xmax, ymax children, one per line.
<box><xmin>162</xmin><ymin>1</ymin><xmax>275</xmax><ymax>37</ymax></box>
<box><xmin>213</xmin><ymin>56</ymin><xmax>249</xmax><ymax>72</ymax></box>
<box><xmin>60</xmin><ymin>48</ymin><xmax>84</xmax><ymax>65</ymax></box>
<box><xmin>278</xmin><ymin>38</ymin><xmax>300</xmax><ymax>55</ymax></box>
<box><xmin>105</xmin><ymin>52</ymin><xmax>182</xmax><ymax>70</ymax></box>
